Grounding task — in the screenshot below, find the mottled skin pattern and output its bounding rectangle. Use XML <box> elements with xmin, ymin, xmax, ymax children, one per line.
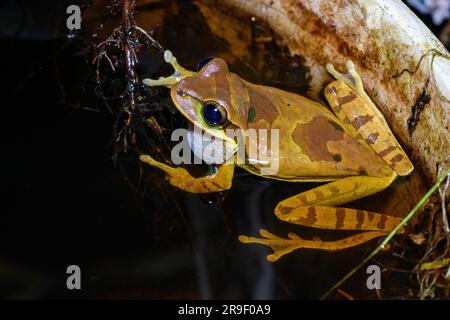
<box><xmin>140</xmin><ymin>52</ymin><xmax>414</xmax><ymax>262</ymax></box>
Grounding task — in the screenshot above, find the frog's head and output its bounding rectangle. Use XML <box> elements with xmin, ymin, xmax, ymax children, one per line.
<box><xmin>143</xmin><ymin>51</ymin><xmax>250</xmax><ymax>152</ymax></box>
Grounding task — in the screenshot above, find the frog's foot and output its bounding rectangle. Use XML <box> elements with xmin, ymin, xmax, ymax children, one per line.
<box><xmin>239</xmin><ymin>229</ymin><xmax>388</xmax><ymax>262</ymax></box>
<box><xmin>326</xmin><ymin>61</ymin><xmax>365</xmax><ymax>101</ymax></box>
<box><xmin>143</xmin><ymin>50</ymin><xmax>196</xmax><ymax>88</ymax></box>
<box><xmin>325</xmin><ymin>61</ymin><xmax>388</xmax><ymax>126</ymax></box>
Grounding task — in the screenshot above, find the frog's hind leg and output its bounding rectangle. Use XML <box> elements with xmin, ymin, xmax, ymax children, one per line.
<box><xmin>325</xmin><ymin>61</ymin><xmax>413</xmax><ymax>176</ymax></box>
<box><xmin>239</xmin><ymin>174</ymin><xmax>404</xmax><ymax>261</ymax></box>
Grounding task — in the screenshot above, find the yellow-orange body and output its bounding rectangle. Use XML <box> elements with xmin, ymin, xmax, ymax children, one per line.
<box><xmin>140</xmin><ymin>51</ymin><xmax>413</xmax><ymax>261</ymax></box>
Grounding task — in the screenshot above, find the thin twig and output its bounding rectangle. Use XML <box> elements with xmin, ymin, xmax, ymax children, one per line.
<box><xmin>134</xmin><ymin>25</ymin><xmax>164</xmax><ymax>53</ymax></box>
<box><xmin>320</xmin><ymin>169</ymin><xmax>450</xmax><ymax>300</ymax></box>
<box><xmin>122</xmin><ymin>0</ymin><xmax>137</xmax><ymax>108</ymax></box>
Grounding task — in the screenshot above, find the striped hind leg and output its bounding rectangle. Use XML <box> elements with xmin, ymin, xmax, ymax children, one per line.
<box><xmin>325</xmin><ymin>61</ymin><xmax>414</xmax><ymax>176</ymax></box>
<box><xmin>239</xmin><ymin>174</ymin><xmax>404</xmax><ymax>261</ymax></box>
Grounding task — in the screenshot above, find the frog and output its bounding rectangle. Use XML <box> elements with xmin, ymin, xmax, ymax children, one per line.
<box><xmin>140</xmin><ymin>50</ymin><xmax>414</xmax><ymax>262</ymax></box>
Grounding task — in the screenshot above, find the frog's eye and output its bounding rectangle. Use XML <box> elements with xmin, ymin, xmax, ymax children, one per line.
<box><xmin>201</xmin><ymin>101</ymin><xmax>228</xmax><ymax>127</ymax></box>
<box><xmin>197</xmin><ymin>56</ymin><xmax>214</xmax><ymax>71</ymax></box>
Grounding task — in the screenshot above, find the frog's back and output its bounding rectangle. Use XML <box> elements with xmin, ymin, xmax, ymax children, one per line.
<box><xmin>242</xmin><ymin>82</ymin><xmax>393</xmax><ymax>181</ymax></box>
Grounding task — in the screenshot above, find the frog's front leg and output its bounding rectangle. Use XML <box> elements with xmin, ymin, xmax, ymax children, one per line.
<box><xmin>239</xmin><ymin>173</ymin><xmax>404</xmax><ymax>262</ymax></box>
<box><xmin>140</xmin><ymin>155</ymin><xmax>234</xmax><ymax>193</ymax></box>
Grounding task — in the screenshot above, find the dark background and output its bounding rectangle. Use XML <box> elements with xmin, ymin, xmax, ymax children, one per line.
<box><xmin>1</xmin><ymin>0</ymin><xmax>448</xmax><ymax>299</ymax></box>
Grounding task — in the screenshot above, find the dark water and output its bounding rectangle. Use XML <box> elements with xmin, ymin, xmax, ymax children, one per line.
<box><xmin>1</xmin><ymin>0</ymin><xmax>444</xmax><ymax>299</ymax></box>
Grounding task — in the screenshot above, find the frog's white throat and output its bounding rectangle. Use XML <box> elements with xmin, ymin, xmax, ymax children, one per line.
<box><xmin>186</xmin><ymin>125</ymin><xmax>237</xmax><ymax>165</ymax></box>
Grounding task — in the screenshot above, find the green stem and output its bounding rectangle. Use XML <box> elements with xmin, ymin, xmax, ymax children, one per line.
<box><xmin>320</xmin><ymin>169</ymin><xmax>450</xmax><ymax>300</ymax></box>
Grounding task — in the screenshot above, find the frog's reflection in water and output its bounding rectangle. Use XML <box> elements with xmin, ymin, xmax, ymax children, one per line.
<box><xmin>186</xmin><ymin>172</ymin><xmax>275</xmax><ymax>299</ymax></box>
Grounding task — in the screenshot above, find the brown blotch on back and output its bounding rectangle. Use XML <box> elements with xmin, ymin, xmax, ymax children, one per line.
<box><xmin>352</xmin><ymin>115</ymin><xmax>374</xmax><ymax>129</ymax></box>
<box><xmin>247</xmin><ymin>87</ymin><xmax>280</xmax><ymax>125</ymax></box>
<box><xmin>367</xmin><ymin>212</ymin><xmax>375</xmax><ymax>222</ymax></box>
<box><xmin>377</xmin><ymin>215</ymin><xmax>388</xmax><ymax>230</ymax></box>
<box><xmin>366</xmin><ymin>132</ymin><xmax>379</xmax><ymax>144</ymax></box>
<box><xmin>338</xmin><ymin>92</ymin><xmax>357</xmax><ymax>105</ymax></box>
<box><xmin>292</xmin><ymin>115</ymin><xmax>345</xmax><ymax>162</ymax></box>
<box><xmin>335</xmin><ymin>208</ymin><xmax>346</xmax><ymax>229</ymax></box>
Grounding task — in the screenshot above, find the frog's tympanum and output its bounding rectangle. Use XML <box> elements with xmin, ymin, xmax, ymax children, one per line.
<box><xmin>141</xmin><ymin>50</ymin><xmax>413</xmax><ymax>262</ymax></box>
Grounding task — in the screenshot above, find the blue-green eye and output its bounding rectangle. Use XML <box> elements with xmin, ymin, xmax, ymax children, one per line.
<box><xmin>201</xmin><ymin>101</ymin><xmax>227</xmax><ymax>127</ymax></box>
<box><xmin>197</xmin><ymin>56</ymin><xmax>214</xmax><ymax>71</ymax></box>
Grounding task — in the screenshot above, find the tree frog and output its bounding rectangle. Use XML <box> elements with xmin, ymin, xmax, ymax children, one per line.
<box><xmin>140</xmin><ymin>50</ymin><xmax>414</xmax><ymax>262</ymax></box>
